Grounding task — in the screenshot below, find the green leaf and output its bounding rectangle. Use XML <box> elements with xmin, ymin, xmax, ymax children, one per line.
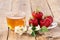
<box><xmin>31</xmin><ymin>31</ymin><xmax>36</xmax><ymax>37</ymax></box>
<box><xmin>40</xmin><ymin>26</ymin><xmax>48</xmax><ymax>32</ymax></box>
<box><xmin>32</xmin><ymin>27</ymin><xmax>36</xmax><ymax>31</ymax></box>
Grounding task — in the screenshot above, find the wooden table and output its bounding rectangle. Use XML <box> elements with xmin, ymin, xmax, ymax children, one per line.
<box><xmin>0</xmin><ymin>0</ymin><xmax>60</xmax><ymax>40</ymax></box>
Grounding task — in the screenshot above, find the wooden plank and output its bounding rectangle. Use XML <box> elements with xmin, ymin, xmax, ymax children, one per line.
<box><xmin>0</xmin><ymin>16</ymin><xmax>8</xmax><ymax>40</ymax></box>
<box><xmin>36</xmin><ymin>35</ymin><xmax>48</xmax><ymax>40</ymax></box>
<box><xmin>0</xmin><ymin>0</ymin><xmax>11</xmax><ymax>40</ymax></box>
<box><xmin>8</xmin><ymin>30</ymin><xmax>35</xmax><ymax>40</ymax></box>
<box><xmin>36</xmin><ymin>27</ymin><xmax>60</xmax><ymax>40</ymax></box>
<box><xmin>0</xmin><ymin>0</ymin><xmax>12</xmax><ymax>16</ymax></box>
<box><xmin>43</xmin><ymin>26</ymin><xmax>60</xmax><ymax>40</ymax></box>
<box><xmin>30</xmin><ymin>0</ymin><xmax>53</xmax><ymax>16</ymax></box>
<box><xmin>47</xmin><ymin>0</ymin><xmax>60</xmax><ymax>23</ymax></box>
<box><xmin>0</xmin><ymin>30</ymin><xmax>8</xmax><ymax>40</ymax></box>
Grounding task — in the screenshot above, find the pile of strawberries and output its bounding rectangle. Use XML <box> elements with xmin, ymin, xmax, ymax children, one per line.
<box><xmin>29</xmin><ymin>11</ymin><xmax>53</xmax><ymax>28</ymax></box>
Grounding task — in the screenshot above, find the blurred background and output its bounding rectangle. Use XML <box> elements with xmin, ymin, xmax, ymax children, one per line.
<box><xmin>0</xmin><ymin>0</ymin><xmax>60</xmax><ymax>31</ymax></box>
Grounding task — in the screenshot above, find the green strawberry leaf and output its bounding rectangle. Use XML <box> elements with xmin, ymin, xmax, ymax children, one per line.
<box><xmin>32</xmin><ymin>27</ymin><xmax>36</xmax><ymax>31</ymax></box>
<box><xmin>40</xmin><ymin>26</ymin><xmax>48</xmax><ymax>32</ymax></box>
<box><xmin>31</xmin><ymin>31</ymin><xmax>36</xmax><ymax>37</ymax></box>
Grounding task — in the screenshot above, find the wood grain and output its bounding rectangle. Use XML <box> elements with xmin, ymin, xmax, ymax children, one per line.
<box><xmin>0</xmin><ymin>0</ymin><xmax>12</xmax><ymax>16</ymax></box>
<box><xmin>0</xmin><ymin>16</ymin><xmax>8</xmax><ymax>40</ymax></box>
<box><xmin>47</xmin><ymin>0</ymin><xmax>60</xmax><ymax>23</ymax></box>
<box><xmin>36</xmin><ymin>35</ymin><xmax>48</xmax><ymax>40</ymax></box>
<box><xmin>8</xmin><ymin>30</ymin><xmax>35</xmax><ymax>40</ymax></box>
<box><xmin>0</xmin><ymin>31</ymin><xmax>8</xmax><ymax>40</ymax></box>
<box><xmin>0</xmin><ymin>2</ymin><xmax>11</xmax><ymax>39</ymax></box>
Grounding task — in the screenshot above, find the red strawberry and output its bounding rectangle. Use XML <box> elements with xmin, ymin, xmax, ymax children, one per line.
<box><xmin>32</xmin><ymin>11</ymin><xmax>36</xmax><ymax>19</ymax></box>
<box><xmin>45</xmin><ymin>16</ymin><xmax>53</xmax><ymax>23</ymax></box>
<box><xmin>29</xmin><ymin>18</ymin><xmax>38</xmax><ymax>26</ymax></box>
<box><xmin>40</xmin><ymin>17</ymin><xmax>52</xmax><ymax>28</ymax></box>
<box><xmin>36</xmin><ymin>12</ymin><xmax>43</xmax><ymax>20</ymax></box>
<box><xmin>29</xmin><ymin>19</ymin><xmax>33</xmax><ymax>25</ymax></box>
<box><xmin>44</xmin><ymin>18</ymin><xmax>51</xmax><ymax>27</ymax></box>
<box><xmin>40</xmin><ymin>19</ymin><xmax>45</xmax><ymax>28</ymax></box>
<box><xmin>32</xmin><ymin>11</ymin><xmax>43</xmax><ymax>20</ymax></box>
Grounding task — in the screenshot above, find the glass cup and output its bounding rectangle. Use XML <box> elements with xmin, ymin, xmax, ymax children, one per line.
<box><xmin>6</xmin><ymin>11</ymin><xmax>26</xmax><ymax>31</ymax></box>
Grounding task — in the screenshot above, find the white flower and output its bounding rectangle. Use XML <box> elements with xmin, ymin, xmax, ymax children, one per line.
<box><xmin>15</xmin><ymin>26</ymin><xmax>27</xmax><ymax>35</ymax></box>
<box><xmin>35</xmin><ymin>25</ymin><xmax>40</xmax><ymax>31</ymax></box>
<box><xmin>15</xmin><ymin>26</ymin><xmax>20</xmax><ymax>33</ymax></box>
<box><xmin>27</xmin><ymin>27</ymin><xmax>33</xmax><ymax>34</ymax></box>
<box><xmin>23</xmin><ymin>26</ymin><xmax>27</xmax><ymax>32</ymax></box>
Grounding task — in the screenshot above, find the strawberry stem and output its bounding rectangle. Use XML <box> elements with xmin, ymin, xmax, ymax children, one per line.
<box><xmin>36</xmin><ymin>7</ymin><xmax>40</xmax><ymax>12</ymax></box>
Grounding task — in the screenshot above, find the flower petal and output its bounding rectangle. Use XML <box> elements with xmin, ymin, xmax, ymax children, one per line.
<box><xmin>27</xmin><ymin>27</ymin><xmax>33</xmax><ymax>34</ymax></box>
<box><xmin>36</xmin><ymin>25</ymin><xmax>40</xmax><ymax>31</ymax></box>
<box><xmin>14</xmin><ymin>26</ymin><xmax>27</xmax><ymax>35</ymax></box>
